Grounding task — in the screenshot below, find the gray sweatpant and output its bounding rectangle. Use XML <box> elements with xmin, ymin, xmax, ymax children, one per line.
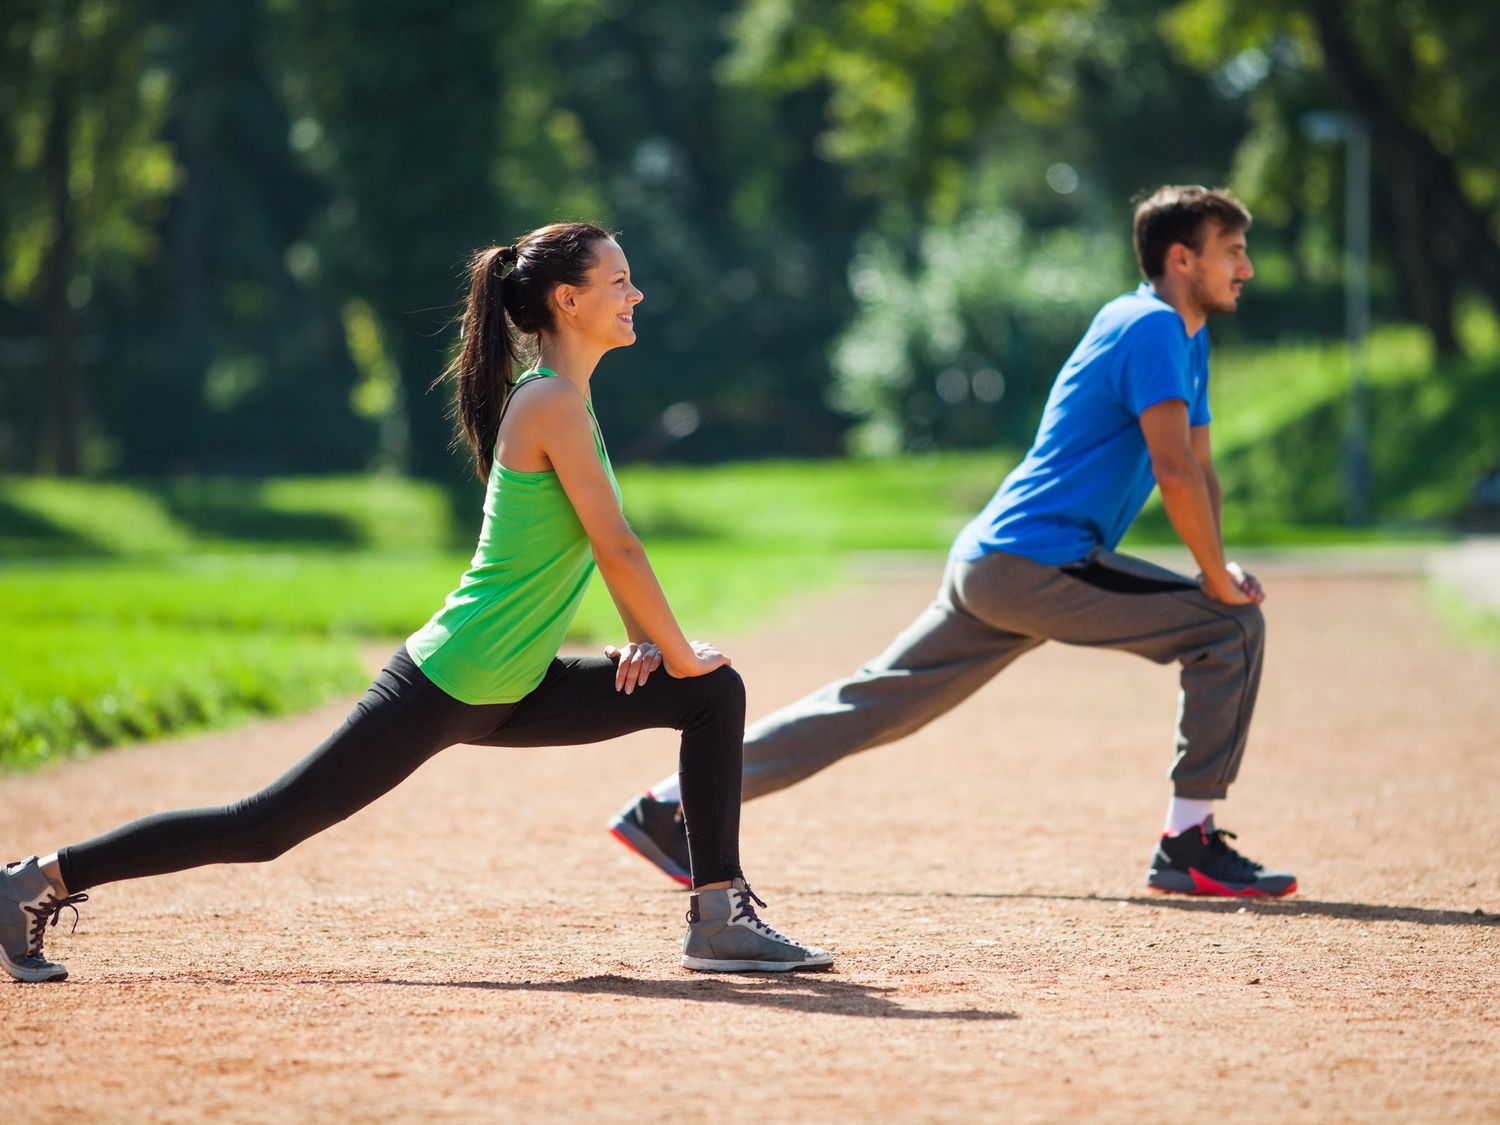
<box><xmin>741</xmin><ymin>548</ymin><xmax>1264</xmax><ymax>802</ymax></box>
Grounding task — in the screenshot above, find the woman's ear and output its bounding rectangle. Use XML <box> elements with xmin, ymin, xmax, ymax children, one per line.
<box><xmin>552</xmin><ymin>284</ymin><xmax>579</xmax><ymax>321</ymax></box>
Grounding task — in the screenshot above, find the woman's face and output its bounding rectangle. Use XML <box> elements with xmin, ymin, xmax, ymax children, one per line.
<box><xmin>554</xmin><ymin>239</ymin><xmax>644</xmax><ymax>351</ymax></box>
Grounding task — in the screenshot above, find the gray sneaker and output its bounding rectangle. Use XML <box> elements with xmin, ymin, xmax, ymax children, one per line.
<box><xmin>682</xmin><ymin>878</ymin><xmax>832</xmax><ymax>972</ymax></box>
<box><xmin>1</xmin><ymin>857</ymin><xmax>88</xmax><ymax>983</ymax></box>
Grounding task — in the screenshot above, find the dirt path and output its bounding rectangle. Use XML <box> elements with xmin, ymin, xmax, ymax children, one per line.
<box><xmin>3</xmin><ymin>565</ymin><xmax>1498</xmax><ymax>1123</ymax></box>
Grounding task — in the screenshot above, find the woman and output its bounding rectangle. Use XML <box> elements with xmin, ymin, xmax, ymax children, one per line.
<box><xmin>1</xmin><ymin>222</ymin><xmax>830</xmax><ymax>981</ymax></box>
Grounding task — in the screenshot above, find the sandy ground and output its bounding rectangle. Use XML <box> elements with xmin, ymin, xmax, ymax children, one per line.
<box><xmin>3</xmin><ymin>561</ymin><xmax>1498</xmax><ymax>1123</ymax></box>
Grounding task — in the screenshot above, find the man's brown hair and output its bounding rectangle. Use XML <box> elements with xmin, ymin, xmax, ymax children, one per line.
<box><xmin>1132</xmin><ymin>186</ymin><xmax>1251</xmax><ymax>279</ymax></box>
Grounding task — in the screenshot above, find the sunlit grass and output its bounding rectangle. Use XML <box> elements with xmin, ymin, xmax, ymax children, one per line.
<box><xmin>0</xmin><ymin>623</ymin><xmax>367</xmax><ymax>771</ymax></box>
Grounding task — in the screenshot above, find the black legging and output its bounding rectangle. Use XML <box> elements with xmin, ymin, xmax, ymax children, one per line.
<box><xmin>57</xmin><ymin>647</ymin><xmax>745</xmax><ymax>892</ymax></box>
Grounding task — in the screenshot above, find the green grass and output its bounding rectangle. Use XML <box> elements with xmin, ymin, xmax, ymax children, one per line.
<box><xmin>1433</xmin><ymin>587</ymin><xmax>1500</xmax><ymax>658</ymax></box>
<box><xmin>1202</xmin><ymin>321</ymin><xmax>1500</xmax><ymax>528</ymax></box>
<box><xmin>616</xmin><ymin>454</ymin><xmax>1003</xmax><ymax>549</ymax></box>
<box><xmin>0</xmin><ymin>477</ymin><xmax>196</xmax><ymax>556</ymax></box>
<box><xmin>3</xmin><ymin>553</ymin><xmax>470</xmax><ymax>637</ymax></box>
<box><xmin>0</xmin><ymin>624</ymin><xmax>368</xmax><ymax>771</ymax></box>
<box><xmin>0</xmin><ymin>473</ymin><xmax>456</xmax><ymax>556</ymax></box>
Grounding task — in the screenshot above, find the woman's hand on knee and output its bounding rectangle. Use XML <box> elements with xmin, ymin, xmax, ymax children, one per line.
<box><xmin>665</xmin><ymin>640</ymin><xmax>731</xmax><ymax>679</ymax></box>
<box><xmin>605</xmin><ymin>642</ymin><xmax>663</xmax><ymax>694</ymax></box>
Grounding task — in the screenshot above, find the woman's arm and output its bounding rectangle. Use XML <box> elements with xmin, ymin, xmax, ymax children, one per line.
<box><xmin>515</xmin><ymin>379</ymin><xmax>727</xmax><ymax>679</ymax></box>
<box><xmin>602</xmin><ymin>586</ymin><xmax>663</xmax><ymax>694</ymax></box>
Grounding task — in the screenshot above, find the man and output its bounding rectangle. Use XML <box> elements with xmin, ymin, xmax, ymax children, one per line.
<box><xmin>610</xmin><ymin>185</ymin><xmax>1295</xmax><ymax>898</ymax></box>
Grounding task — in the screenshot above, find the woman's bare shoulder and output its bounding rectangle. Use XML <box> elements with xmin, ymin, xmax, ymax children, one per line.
<box><xmin>506</xmin><ymin>375</ymin><xmax>585</xmax><ymax>419</ymax></box>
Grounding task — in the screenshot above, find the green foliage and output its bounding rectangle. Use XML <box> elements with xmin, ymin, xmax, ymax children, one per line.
<box><xmin>1161</xmin><ymin>0</ymin><xmax>1500</xmax><ymax>354</ymax></box>
<box><xmin>1120</xmin><ymin>314</ymin><xmax>1500</xmax><ymax>540</ymax></box>
<box><xmin>832</xmin><ymin>212</ymin><xmax>1129</xmax><ymax>453</ymax></box>
<box><xmin>1208</xmin><ymin>325</ymin><xmax>1500</xmax><ymax>527</ymax></box>
<box><xmin>0</xmin><ymin>0</ymin><xmax>177</xmax><ymax>302</ymax></box>
<box><xmin>727</xmin><ymin>0</ymin><xmax>1101</xmax><ymax>218</ymax></box>
<box><xmin>492</xmin><ymin>0</ymin><xmax>867</xmax><ymax>462</ymax></box>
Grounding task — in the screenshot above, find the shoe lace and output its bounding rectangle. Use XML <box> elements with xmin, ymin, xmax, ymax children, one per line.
<box><xmin>24</xmin><ymin>891</ymin><xmax>89</xmax><ymax>960</ymax></box>
<box><xmin>1201</xmin><ymin>826</ymin><xmax>1263</xmax><ymax>881</ymax></box>
<box><xmin>730</xmin><ymin>882</ymin><xmax>798</xmax><ymax>946</ymax></box>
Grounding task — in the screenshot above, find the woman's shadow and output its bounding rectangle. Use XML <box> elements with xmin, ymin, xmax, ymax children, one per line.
<box><xmin>363</xmin><ymin>972</ymin><xmax>1016</xmax><ymax>1021</ymax></box>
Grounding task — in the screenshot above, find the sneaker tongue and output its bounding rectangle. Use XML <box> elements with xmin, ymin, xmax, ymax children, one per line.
<box><xmin>1200</xmin><ymin>814</ymin><xmax>1216</xmax><ymax>833</ymax></box>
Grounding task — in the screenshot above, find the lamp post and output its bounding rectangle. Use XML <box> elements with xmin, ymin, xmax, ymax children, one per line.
<box><xmin>1301</xmin><ymin>110</ymin><xmax>1372</xmax><ymax>526</ymax></box>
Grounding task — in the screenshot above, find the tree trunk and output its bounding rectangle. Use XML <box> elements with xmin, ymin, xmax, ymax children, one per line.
<box><xmin>1314</xmin><ymin>0</ymin><xmax>1500</xmax><ymax>332</ymax></box>
<box><xmin>1388</xmin><ymin>159</ymin><xmax>1461</xmax><ymax>357</ymax></box>
<box><xmin>40</xmin><ymin>66</ymin><xmax>81</xmax><ymax>476</ymax></box>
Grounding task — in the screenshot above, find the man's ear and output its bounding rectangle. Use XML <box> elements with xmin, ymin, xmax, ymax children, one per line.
<box><xmin>1165</xmin><ymin>242</ymin><xmax>1194</xmax><ymax>276</ymax></box>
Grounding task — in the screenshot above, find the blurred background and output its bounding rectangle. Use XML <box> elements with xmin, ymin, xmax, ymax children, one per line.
<box><xmin>5</xmin><ymin>0</ymin><xmax>1499</xmax><ymax>481</ymax></box>
<box><xmin>3</xmin><ymin>0</ymin><xmax>1499</xmax><ymax>766</ymax></box>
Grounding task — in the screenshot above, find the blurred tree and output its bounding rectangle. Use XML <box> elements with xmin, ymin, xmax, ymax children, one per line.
<box><xmin>100</xmin><ymin>0</ymin><xmax>371</xmax><ymax>475</ymax></box>
<box><xmin>0</xmin><ymin>0</ymin><xmax>176</xmax><ymax>474</ymax></box>
<box><xmin>13</xmin><ymin>0</ymin><xmax>1480</xmax><ymax>476</ymax></box>
<box><xmin>1164</xmin><ymin>0</ymin><xmax>1500</xmax><ymax>358</ymax></box>
<box><xmin>487</xmin><ymin>0</ymin><xmax>867</xmax><ymax>462</ymax></box>
<box><xmin>725</xmin><ymin>0</ymin><xmax>1102</xmax><ymax>228</ymax></box>
<box><xmin>725</xmin><ymin>0</ymin><xmax>1252</xmax><ymax>450</ymax></box>
<box><xmin>266</xmin><ymin>0</ymin><xmax>506</xmax><ymax>480</ymax></box>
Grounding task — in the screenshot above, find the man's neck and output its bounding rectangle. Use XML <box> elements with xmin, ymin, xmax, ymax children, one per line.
<box><xmin>1146</xmin><ymin>276</ymin><xmax>1206</xmax><ymax>338</ymax></box>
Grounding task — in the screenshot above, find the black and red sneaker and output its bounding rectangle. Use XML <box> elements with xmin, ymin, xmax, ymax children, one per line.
<box><xmin>1147</xmin><ymin>817</ymin><xmax>1297</xmax><ymax>897</ymax></box>
<box><xmin>607</xmin><ymin>792</ymin><xmax>692</xmax><ymax>886</ymax></box>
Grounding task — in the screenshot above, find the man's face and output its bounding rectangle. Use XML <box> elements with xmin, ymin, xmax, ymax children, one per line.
<box><xmin>1186</xmin><ymin>221</ymin><xmax>1254</xmax><ymax>316</ymax></box>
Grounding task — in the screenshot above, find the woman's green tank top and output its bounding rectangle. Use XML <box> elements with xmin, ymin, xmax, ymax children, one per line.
<box><xmin>406</xmin><ymin>369</ymin><xmax>620</xmax><ymax>704</ymax></box>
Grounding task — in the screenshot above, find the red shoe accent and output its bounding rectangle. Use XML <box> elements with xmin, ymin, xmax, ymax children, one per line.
<box><xmin>1188</xmin><ymin>868</ymin><xmax>1271</xmax><ymax>897</ymax></box>
<box><xmin>608</xmin><ymin>826</ymin><xmax>692</xmax><ymax>886</ymax></box>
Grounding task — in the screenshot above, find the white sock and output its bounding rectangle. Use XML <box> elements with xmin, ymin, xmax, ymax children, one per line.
<box><xmin>646</xmin><ymin>773</ymin><xmax>681</xmax><ymax>805</ymax></box>
<box><xmin>1164</xmin><ymin>797</ymin><xmax>1215</xmax><ymax>836</ymax></box>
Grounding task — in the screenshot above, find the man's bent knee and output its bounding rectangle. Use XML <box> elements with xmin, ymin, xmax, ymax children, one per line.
<box><xmin>1231</xmin><ymin>601</ymin><xmax>1265</xmax><ymax>654</ymax></box>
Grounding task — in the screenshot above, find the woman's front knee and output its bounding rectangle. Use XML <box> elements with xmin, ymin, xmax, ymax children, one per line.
<box><xmin>687</xmin><ymin>664</ymin><xmax>746</xmax><ymax>716</ymax></box>
<box><xmin>704</xmin><ymin>663</ymin><xmax>745</xmax><ymax>701</ymax></box>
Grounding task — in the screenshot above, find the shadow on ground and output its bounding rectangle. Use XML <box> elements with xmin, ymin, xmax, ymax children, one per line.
<box><xmin>798</xmin><ymin>889</ymin><xmax>1498</xmax><ymax>927</ymax></box>
<box><xmin>319</xmin><ymin>973</ymin><xmax>1016</xmax><ymax>1020</ymax></box>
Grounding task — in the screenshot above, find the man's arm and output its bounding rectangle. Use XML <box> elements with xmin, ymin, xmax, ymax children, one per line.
<box><xmin>1139</xmin><ymin>400</ymin><xmax>1252</xmax><ymax>605</ymax></box>
<box><xmin>1190</xmin><ymin>423</ymin><xmax>1223</xmax><ymax>543</ymax></box>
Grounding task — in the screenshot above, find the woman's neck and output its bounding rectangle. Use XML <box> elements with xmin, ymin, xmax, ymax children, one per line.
<box><xmin>536</xmin><ymin>335</ymin><xmax>605</xmax><ymax>396</ymax></box>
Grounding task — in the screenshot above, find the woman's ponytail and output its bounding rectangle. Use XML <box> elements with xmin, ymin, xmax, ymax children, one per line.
<box><xmin>446</xmin><ymin>245</ymin><xmax>519</xmax><ymax>481</ymax></box>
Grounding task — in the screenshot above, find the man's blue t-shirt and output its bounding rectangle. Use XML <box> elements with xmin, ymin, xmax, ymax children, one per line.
<box><xmin>951</xmin><ymin>283</ymin><xmax>1211</xmax><ymax>567</ymax></box>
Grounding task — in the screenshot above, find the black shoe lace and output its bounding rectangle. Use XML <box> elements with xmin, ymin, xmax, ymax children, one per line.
<box><xmin>24</xmin><ymin>892</ymin><xmax>89</xmax><ymax>960</ymax></box>
<box><xmin>730</xmin><ymin>882</ymin><xmax>797</xmax><ymax>946</ymax></box>
<box><xmin>1201</xmin><ymin>826</ymin><xmax>1263</xmax><ymax>882</ymax></box>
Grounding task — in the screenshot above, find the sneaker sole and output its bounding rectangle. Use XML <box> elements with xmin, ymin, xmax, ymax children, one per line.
<box><xmin>607</xmin><ymin>821</ymin><xmax>692</xmax><ymax>887</ymax></box>
<box><xmin>1148</xmin><ymin>868</ymin><xmax>1298</xmax><ymax>898</ymax></box>
<box><xmin>0</xmin><ymin>949</ymin><xmax>68</xmax><ymax>983</ymax></box>
<box><xmin>682</xmin><ymin>952</ymin><xmax>834</xmax><ymax>973</ymax></box>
